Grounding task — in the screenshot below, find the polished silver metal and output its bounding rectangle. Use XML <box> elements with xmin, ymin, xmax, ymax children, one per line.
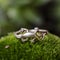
<box><xmin>14</xmin><ymin>27</ymin><xmax>48</xmax><ymax>43</ymax></box>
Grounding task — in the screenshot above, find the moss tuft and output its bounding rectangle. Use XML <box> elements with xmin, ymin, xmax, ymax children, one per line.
<box><xmin>0</xmin><ymin>33</ymin><xmax>60</xmax><ymax>60</ymax></box>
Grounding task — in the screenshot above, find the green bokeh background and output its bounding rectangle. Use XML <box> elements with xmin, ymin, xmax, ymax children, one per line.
<box><xmin>0</xmin><ymin>0</ymin><xmax>60</xmax><ymax>37</ymax></box>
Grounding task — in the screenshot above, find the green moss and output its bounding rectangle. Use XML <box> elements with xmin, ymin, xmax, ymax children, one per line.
<box><xmin>0</xmin><ymin>33</ymin><xmax>60</xmax><ymax>60</ymax></box>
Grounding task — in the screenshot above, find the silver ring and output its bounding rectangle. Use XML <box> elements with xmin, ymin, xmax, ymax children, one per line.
<box><xmin>14</xmin><ymin>27</ymin><xmax>48</xmax><ymax>42</ymax></box>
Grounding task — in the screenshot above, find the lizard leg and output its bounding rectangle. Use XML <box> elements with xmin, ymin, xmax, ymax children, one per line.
<box><xmin>30</xmin><ymin>38</ymin><xmax>36</xmax><ymax>43</ymax></box>
<box><xmin>21</xmin><ymin>38</ymin><xmax>28</xmax><ymax>42</ymax></box>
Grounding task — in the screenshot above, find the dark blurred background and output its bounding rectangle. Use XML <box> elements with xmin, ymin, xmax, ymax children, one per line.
<box><xmin>0</xmin><ymin>0</ymin><xmax>60</xmax><ymax>37</ymax></box>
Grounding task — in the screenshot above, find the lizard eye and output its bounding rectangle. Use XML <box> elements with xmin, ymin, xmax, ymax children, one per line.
<box><xmin>34</xmin><ymin>27</ymin><xmax>39</xmax><ymax>30</ymax></box>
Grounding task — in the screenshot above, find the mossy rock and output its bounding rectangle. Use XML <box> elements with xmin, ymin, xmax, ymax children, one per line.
<box><xmin>0</xmin><ymin>33</ymin><xmax>60</xmax><ymax>60</ymax></box>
